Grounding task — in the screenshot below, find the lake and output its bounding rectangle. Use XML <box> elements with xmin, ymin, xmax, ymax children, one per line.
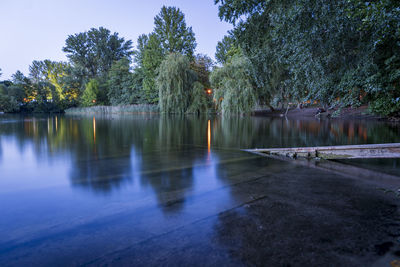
<box><xmin>0</xmin><ymin>114</ymin><xmax>400</xmax><ymax>266</ymax></box>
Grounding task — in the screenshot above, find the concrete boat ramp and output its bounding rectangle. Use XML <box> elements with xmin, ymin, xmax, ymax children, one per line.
<box><xmin>245</xmin><ymin>143</ymin><xmax>400</xmax><ymax>159</ymax></box>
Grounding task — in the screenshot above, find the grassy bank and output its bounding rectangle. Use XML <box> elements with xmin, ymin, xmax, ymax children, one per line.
<box><xmin>65</xmin><ymin>104</ymin><xmax>159</xmax><ymax>115</ymax></box>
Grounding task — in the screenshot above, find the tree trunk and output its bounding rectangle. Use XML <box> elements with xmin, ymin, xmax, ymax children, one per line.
<box><xmin>285</xmin><ymin>104</ymin><xmax>290</xmax><ymax>117</ymax></box>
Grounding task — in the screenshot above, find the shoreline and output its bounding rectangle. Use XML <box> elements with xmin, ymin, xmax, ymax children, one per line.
<box><xmin>5</xmin><ymin>104</ymin><xmax>399</xmax><ymax>122</ymax></box>
<box><xmin>253</xmin><ymin>105</ymin><xmax>394</xmax><ymax>121</ymax></box>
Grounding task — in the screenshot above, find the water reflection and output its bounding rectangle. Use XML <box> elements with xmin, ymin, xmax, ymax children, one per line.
<box><xmin>0</xmin><ymin>114</ymin><xmax>399</xmax><ymax>196</ymax></box>
<box><xmin>93</xmin><ymin>116</ymin><xmax>96</xmax><ymax>144</ymax></box>
<box><xmin>218</xmin><ymin>117</ymin><xmax>400</xmax><ymax>149</ymax></box>
<box><xmin>130</xmin><ymin>147</ymin><xmax>142</xmax><ymax>182</ymax></box>
<box><xmin>193</xmin><ymin>152</ymin><xmax>222</xmax><ymax>193</ymax></box>
<box><xmin>208</xmin><ymin>119</ymin><xmax>211</xmax><ymax>157</ymax></box>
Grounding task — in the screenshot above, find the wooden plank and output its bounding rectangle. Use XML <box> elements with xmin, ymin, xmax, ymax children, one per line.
<box><xmin>245</xmin><ymin>143</ymin><xmax>400</xmax><ymax>159</ymax></box>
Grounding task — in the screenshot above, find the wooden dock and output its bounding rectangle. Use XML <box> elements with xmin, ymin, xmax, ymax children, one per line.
<box><xmin>245</xmin><ymin>143</ymin><xmax>400</xmax><ymax>159</ymax></box>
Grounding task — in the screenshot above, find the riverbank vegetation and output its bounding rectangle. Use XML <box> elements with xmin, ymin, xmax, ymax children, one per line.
<box><xmin>213</xmin><ymin>0</ymin><xmax>400</xmax><ymax>117</ymax></box>
<box><xmin>0</xmin><ymin>1</ymin><xmax>399</xmax><ymax>117</ymax></box>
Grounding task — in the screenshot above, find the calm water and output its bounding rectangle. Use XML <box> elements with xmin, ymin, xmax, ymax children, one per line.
<box><xmin>0</xmin><ymin>114</ymin><xmax>400</xmax><ymax>266</ymax></box>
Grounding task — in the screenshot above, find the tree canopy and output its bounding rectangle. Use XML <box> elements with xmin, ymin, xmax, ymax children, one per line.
<box><xmin>81</xmin><ymin>79</ymin><xmax>100</xmax><ymax>107</ymax></box>
<box><xmin>154</xmin><ymin>6</ymin><xmax>197</xmax><ymax>59</ymax></box>
<box><xmin>107</xmin><ymin>58</ymin><xmax>139</xmax><ymax>105</ymax></box>
<box><xmin>63</xmin><ymin>27</ymin><xmax>133</xmax><ymax>79</ymax></box>
<box><xmin>211</xmin><ymin>53</ymin><xmax>257</xmax><ymax>114</ymax></box>
<box><xmin>214</xmin><ymin>0</ymin><xmax>400</xmax><ymax>116</ymax></box>
<box><xmin>132</xmin><ymin>6</ymin><xmax>198</xmax><ymax>104</ymax></box>
<box><xmin>157</xmin><ymin>53</ymin><xmax>197</xmax><ymax>113</ymax></box>
<box><xmin>215</xmin><ymin>35</ymin><xmax>237</xmax><ymax>64</ymax></box>
<box><xmin>190</xmin><ymin>54</ymin><xmax>214</xmax><ymax>88</ymax></box>
<box><xmin>141</xmin><ymin>33</ymin><xmax>164</xmax><ymax>103</ymax></box>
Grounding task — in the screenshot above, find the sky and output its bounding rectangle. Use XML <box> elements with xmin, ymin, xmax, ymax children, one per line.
<box><xmin>0</xmin><ymin>0</ymin><xmax>232</xmax><ymax>80</ymax></box>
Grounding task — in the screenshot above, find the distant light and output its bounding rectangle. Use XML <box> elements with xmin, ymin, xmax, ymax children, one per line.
<box><xmin>206</xmin><ymin>89</ymin><xmax>212</xmax><ymax>95</ymax></box>
<box><xmin>92</xmin><ymin>99</ymin><xmax>96</xmax><ymax>103</ymax></box>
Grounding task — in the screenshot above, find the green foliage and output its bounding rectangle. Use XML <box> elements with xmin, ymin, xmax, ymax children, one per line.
<box><xmin>154</xmin><ymin>6</ymin><xmax>197</xmax><ymax>59</ymax></box>
<box><xmin>135</xmin><ymin>6</ymin><xmax>197</xmax><ymax>105</ymax></box>
<box><xmin>190</xmin><ymin>54</ymin><xmax>213</xmax><ymax>88</ymax></box>
<box><xmin>157</xmin><ymin>53</ymin><xmax>196</xmax><ymax>113</ymax></box>
<box><xmin>187</xmin><ymin>81</ymin><xmax>208</xmax><ymax>114</ymax></box>
<box><xmin>29</xmin><ymin>60</ymin><xmax>46</xmax><ymax>83</ymax></box>
<box><xmin>61</xmin><ymin>65</ymin><xmax>84</xmax><ymax>101</ymax></box>
<box><xmin>215</xmin><ymin>0</ymin><xmax>266</xmax><ymax>24</ymax></box>
<box><xmin>44</xmin><ymin>60</ymin><xmax>69</xmax><ymax>101</ymax></box>
<box><xmin>215</xmin><ymin>35</ymin><xmax>238</xmax><ymax>64</ymax></box>
<box><xmin>107</xmin><ymin>58</ymin><xmax>137</xmax><ymax>105</ymax></box>
<box><xmin>130</xmin><ymin>67</ymin><xmax>146</xmax><ymax>103</ymax></box>
<box><xmin>214</xmin><ymin>0</ymin><xmax>400</xmax><ymax>116</ymax></box>
<box><xmin>0</xmin><ymin>84</ymin><xmax>5</xmax><ymax>95</ymax></box>
<box><xmin>29</xmin><ymin>60</ymin><xmax>70</xmax><ymax>101</ymax></box>
<box><xmin>7</xmin><ymin>85</ymin><xmax>25</xmax><ymax>103</ymax></box>
<box><xmin>11</xmin><ymin>71</ymin><xmax>25</xmax><ymax>84</ymax></box>
<box><xmin>0</xmin><ymin>95</ymin><xmax>20</xmax><ymax>113</ymax></box>
<box><xmin>141</xmin><ymin>34</ymin><xmax>164</xmax><ymax>104</ymax></box>
<box><xmin>1</xmin><ymin>28</ymin><xmax>137</xmax><ymax>113</ymax></box>
<box><xmin>349</xmin><ymin>0</ymin><xmax>400</xmax><ymax>45</ymax></box>
<box><xmin>63</xmin><ymin>27</ymin><xmax>133</xmax><ymax>79</ymax></box>
<box><xmin>369</xmin><ymin>95</ymin><xmax>400</xmax><ymax>116</ymax></box>
<box><xmin>11</xmin><ymin>71</ymin><xmax>35</xmax><ymax>102</ymax></box>
<box><xmin>348</xmin><ymin>0</ymin><xmax>400</xmax><ymax>115</ymax></box>
<box><xmin>26</xmin><ymin>60</ymin><xmax>72</xmax><ymax>104</ymax></box>
<box><xmin>133</xmin><ymin>34</ymin><xmax>149</xmax><ymax>66</ymax></box>
<box><xmin>0</xmin><ymin>84</ymin><xmax>20</xmax><ymax>113</ymax></box>
<box><xmin>81</xmin><ymin>79</ymin><xmax>100</xmax><ymax>107</ymax></box>
<box><xmin>210</xmin><ymin>54</ymin><xmax>257</xmax><ymax>114</ymax></box>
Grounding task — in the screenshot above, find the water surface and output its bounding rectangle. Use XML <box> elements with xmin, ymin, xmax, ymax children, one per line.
<box><xmin>0</xmin><ymin>114</ymin><xmax>399</xmax><ymax>266</ymax></box>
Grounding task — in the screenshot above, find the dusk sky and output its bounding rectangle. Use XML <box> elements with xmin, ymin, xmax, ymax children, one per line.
<box><xmin>0</xmin><ymin>0</ymin><xmax>232</xmax><ymax>79</ymax></box>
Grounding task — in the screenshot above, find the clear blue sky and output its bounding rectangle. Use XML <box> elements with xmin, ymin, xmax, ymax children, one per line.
<box><xmin>0</xmin><ymin>0</ymin><xmax>232</xmax><ymax>79</ymax></box>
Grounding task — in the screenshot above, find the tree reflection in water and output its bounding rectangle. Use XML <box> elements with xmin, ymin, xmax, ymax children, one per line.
<box><xmin>0</xmin><ymin>114</ymin><xmax>399</xmax><ymax>199</ymax></box>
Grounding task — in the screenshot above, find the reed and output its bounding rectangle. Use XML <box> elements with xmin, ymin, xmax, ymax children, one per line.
<box><xmin>65</xmin><ymin>104</ymin><xmax>159</xmax><ymax>114</ymax></box>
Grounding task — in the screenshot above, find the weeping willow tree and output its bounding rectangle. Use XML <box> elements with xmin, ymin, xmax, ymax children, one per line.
<box><xmin>187</xmin><ymin>81</ymin><xmax>208</xmax><ymax>114</ymax></box>
<box><xmin>157</xmin><ymin>53</ymin><xmax>196</xmax><ymax>113</ymax></box>
<box><xmin>210</xmin><ymin>54</ymin><xmax>257</xmax><ymax>114</ymax></box>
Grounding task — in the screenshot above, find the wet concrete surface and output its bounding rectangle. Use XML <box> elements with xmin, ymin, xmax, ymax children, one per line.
<box><xmin>2</xmin><ymin>156</ymin><xmax>398</xmax><ymax>266</ymax></box>
<box><xmin>334</xmin><ymin>158</ymin><xmax>400</xmax><ymax>177</ymax></box>
<box><xmin>83</xmin><ymin>162</ymin><xmax>400</xmax><ymax>267</ymax></box>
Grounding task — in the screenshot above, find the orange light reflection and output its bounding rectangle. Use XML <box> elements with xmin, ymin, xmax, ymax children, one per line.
<box><xmin>93</xmin><ymin>116</ymin><xmax>96</xmax><ymax>144</ymax></box>
<box><xmin>207</xmin><ymin>119</ymin><xmax>211</xmax><ymax>158</ymax></box>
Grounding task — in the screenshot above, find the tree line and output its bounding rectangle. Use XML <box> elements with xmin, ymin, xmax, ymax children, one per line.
<box><xmin>0</xmin><ymin>1</ymin><xmax>399</xmax><ymax>116</ymax></box>
<box><xmin>0</xmin><ymin>6</ymin><xmax>213</xmax><ymax>114</ymax></box>
<box><xmin>212</xmin><ymin>0</ymin><xmax>400</xmax><ymax>116</ymax></box>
